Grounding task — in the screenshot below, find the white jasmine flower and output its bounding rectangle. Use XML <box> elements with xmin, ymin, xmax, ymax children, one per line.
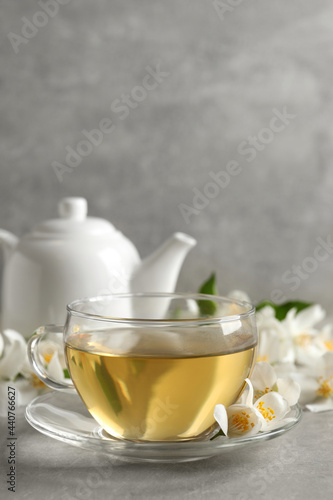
<box><xmin>254</xmin><ymin>391</ymin><xmax>291</xmax><ymax>431</ymax></box>
<box><xmin>0</xmin><ymin>330</ymin><xmax>41</xmax><ymax>416</ymax></box>
<box><xmin>305</xmin><ymin>398</ymin><xmax>333</xmax><ymax>412</ymax></box>
<box><xmin>47</xmin><ymin>351</ymin><xmax>67</xmax><ymax>381</ymax></box>
<box><xmin>28</xmin><ymin>338</ymin><xmax>68</xmax><ymax>387</ymax></box>
<box><xmin>284</xmin><ymin>305</ymin><xmax>327</xmax><ymax>366</ymax></box>
<box><xmin>316</xmin><ymin>324</ymin><xmax>333</xmax><ymax>353</ymax></box>
<box><xmin>0</xmin><ymin>330</ymin><xmax>69</xmax><ymax>416</ymax></box>
<box><xmin>284</xmin><ymin>305</ymin><xmax>325</xmax><ymax>337</ymax></box>
<box><xmin>297</xmin><ymin>324</ymin><xmax>333</xmax><ymax>368</ymax></box>
<box><xmin>214</xmin><ymin>402</ymin><xmax>262</xmax><ymax>438</ymax></box>
<box><xmin>0</xmin><ymin>330</ymin><xmax>29</xmax><ymax>380</ymax></box>
<box><xmin>251</xmin><ymin>361</ymin><xmax>301</xmax><ymax>406</ymax></box>
<box><xmin>25</xmin><ymin>337</ymin><xmax>66</xmax><ymax>380</ymax></box>
<box><xmin>221</xmin><ymin>285</ymin><xmax>333</xmax><ymax>411</ymax></box>
<box><xmin>316</xmin><ymin>351</ymin><xmax>333</xmax><ymax>397</ymax></box>
<box><xmin>306</xmin><ymin>352</ymin><xmax>333</xmax><ymax>412</ymax></box>
<box><xmin>273</xmin><ymin>362</ymin><xmax>320</xmax><ymax>406</ymax></box>
<box><xmin>256</xmin><ymin>306</ymin><xmax>295</xmax><ymax>364</ymax></box>
<box><xmin>214</xmin><ymin>380</ymin><xmax>262</xmax><ymax>438</ymax></box>
<box><xmin>38</xmin><ymin>339</ymin><xmax>66</xmax><ymax>370</ymax></box>
<box><xmin>214</xmin><ymin>375</ymin><xmax>297</xmax><ymax>438</ymax></box>
<box><xmin>227</xmin><ymin>290</ymin><xmax>252</xmax><ymax>304</ymax></box>
<box><xmin>256</xmin><ymin>303</ymin><xmax>332</xmax><ymax>369</ymax></box>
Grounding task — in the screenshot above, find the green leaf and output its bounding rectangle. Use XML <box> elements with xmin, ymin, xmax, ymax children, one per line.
<box><xmin>210</xmin><ymin>429</ymin><xmax>226</xmax><ymax>440</ymax></box>
<box><xmin>197</xmin><ymin>273</ymin><xmax>218</xmax><ymax>316</ymax></box>
<box><xmin>130</xmin><ymin>359</ymin><xmax>146</xmax><ymax>376</ymax></box>
<box><xmin>256</xmin><ymin>300</ymin><xmax>313</xmax><ymax>321</ymax></box>
<box><xmin>63</xmin><ymin>368</ymin><xmax>71</xmax><ymax>379</ymax></box>
<box><xmin>94</xmin><ymin>361</ymin><xmax>122</xmax><ymax>415</ymax></box>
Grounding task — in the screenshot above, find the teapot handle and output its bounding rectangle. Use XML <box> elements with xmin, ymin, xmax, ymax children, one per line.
<box><xmin>27</xmin><ymin>325</ymin><xmax>75</xmax><ymax>392</ymax></box>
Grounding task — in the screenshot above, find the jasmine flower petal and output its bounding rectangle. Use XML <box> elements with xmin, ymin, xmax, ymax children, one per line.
<box><xmin>214</xmin><ymin>404</ymin><xmax>228</xmax><ymax>436</ymax></box>
<box><xmin>276</xmin><ymin>377</ymin><xmax>301</xmax><ymax>406</ymax></box>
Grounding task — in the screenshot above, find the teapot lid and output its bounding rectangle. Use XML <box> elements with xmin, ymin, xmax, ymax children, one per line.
<box><xmin>30</xmin><ymin>197</ymin><xmax>116</xmax><ymax>237</ymax></box>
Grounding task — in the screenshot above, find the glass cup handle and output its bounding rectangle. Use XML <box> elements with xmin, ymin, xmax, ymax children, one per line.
<box><xmin>27</xmin><ymin>325</ymin><xmax>75</xmax><ymax>392</ymax></box>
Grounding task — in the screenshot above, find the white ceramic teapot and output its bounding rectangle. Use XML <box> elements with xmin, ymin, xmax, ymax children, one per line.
<box><xmin>0</xmin><ymin>197</ymin><xmax>196</xmax><ymax>338</ymax></box>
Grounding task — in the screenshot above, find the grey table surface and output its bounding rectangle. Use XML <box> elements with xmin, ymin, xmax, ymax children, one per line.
<box><xmin>0</xmin><ymin>408</ymin><xmax>332</xmax><ymax>500</ymax></box>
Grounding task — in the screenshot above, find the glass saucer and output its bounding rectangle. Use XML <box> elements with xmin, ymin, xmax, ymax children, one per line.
<box><xmin>25</xmin><ymin>391</ymin><xmax>302</xmax><ymax>463</ymax></box>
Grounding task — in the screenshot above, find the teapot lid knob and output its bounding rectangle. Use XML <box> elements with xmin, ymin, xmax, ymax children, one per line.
<box><xmin>58</xmin><ymin>197</ymin><xmax>88</xmax><ymax>221</ymax></box>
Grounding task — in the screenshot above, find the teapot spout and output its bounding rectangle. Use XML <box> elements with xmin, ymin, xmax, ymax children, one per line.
<box><xmin>131</xmin><ymin>232</ymin><xmax>196</xmax><ymax>294</ymax></box>
<box><xmin>0</xmin><ymin>230</ymin><xmax>18</xmax><ymax>262</ymax></box>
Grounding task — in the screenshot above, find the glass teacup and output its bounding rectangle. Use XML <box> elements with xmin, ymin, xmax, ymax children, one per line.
<box><xmin>28</xmin><ymin>293</ymin><xmax>257</xmax><ymax>443</ymax></box>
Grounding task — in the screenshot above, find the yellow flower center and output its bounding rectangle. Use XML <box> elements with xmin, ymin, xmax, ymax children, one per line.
<box><xmin>32</xmin><ymin>373</ymin><xmax>46</xmax><ymax>388</ymax></box>
<box><xmin>294</xmin><ymin>334</ymin><xmax>312</xmax><ymax>347</ymax></box>
<box><xmin>324</xmin><ymin>340</ymin><xmax>333</xmax><ymax>351</ymax></box>
<box><xmin>257</xmin><ymin>401</ymin><xmax>276</xmax><ymax>421</ymax></box>
<box><xmin>43</xmin><ymin>353</ymin><xmax>53</xmax><ymax>364</ymax></box>
<box><xmin>230</xmin><ymin>411</ymin><xmax>255</xmax><ymax>433</ymax></box>
<box><xmin>31</xmin><ymin>352</ymin><xmax>54</xmax><ymax>388</ymax></box>
<box><xmin>316</xmin><ymin>377</ymin><xmax>333</xmax><ymax>398</ymax></box>
<box><xmin>256</xmin><ymin>355</ymin><xmax>268</xmax><ymax>362</ymax></box>
<box><xmin>254</xmin><ymin>387</ymin><xmax>272</xmax><ymax>401</ymax></box>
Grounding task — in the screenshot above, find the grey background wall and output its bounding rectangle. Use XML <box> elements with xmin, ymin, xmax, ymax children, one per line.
<box><xmin>1</xmin><ymin>0</ymin><xmax>333</xmax><ymax>310</ymax></box>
